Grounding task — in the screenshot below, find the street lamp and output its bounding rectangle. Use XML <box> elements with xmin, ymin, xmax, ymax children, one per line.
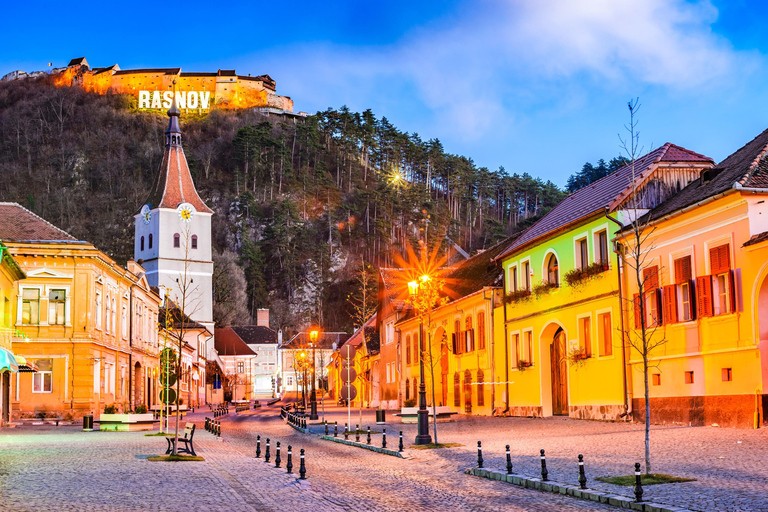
<box><xmin>409</xmin><ymin>275</ymin><xmax>433</xmax><ymax>445</ymax></box>
<box><xmin>309</xmin><ymin>330</ymin><xmax>319</xmax><ymax>420</ymax></box>
<box><xmin>297</xmin><ymin>350</ymin><xmax>307</xmax><ymax>410</ymax></box>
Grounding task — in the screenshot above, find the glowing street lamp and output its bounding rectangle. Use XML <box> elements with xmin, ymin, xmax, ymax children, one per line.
<box><xmin>309</xmin><ymin>330</ymin><xmax>320</xmax><ymax>420</ymax></box>
<box><xmin>409</xmin><ymin>274</ymin><xmax>433</xmax><ymax>446</ymax></box>
<box><xmin>297</xmin><ymin>350</ymin><xmax>308</xmax><ymax>409</ymax></box>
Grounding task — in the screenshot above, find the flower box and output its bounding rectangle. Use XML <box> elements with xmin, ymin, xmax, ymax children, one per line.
<box><xmin>98</xmin><ymin>413</ymin><xmax>156</xmax><ymax>432</ymax></box>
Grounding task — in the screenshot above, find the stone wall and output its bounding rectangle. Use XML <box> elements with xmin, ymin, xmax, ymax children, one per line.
<box><xmin>632</xmin><ymin>394</ymin><xmax>761</xmax><ymax>429</ymax></box>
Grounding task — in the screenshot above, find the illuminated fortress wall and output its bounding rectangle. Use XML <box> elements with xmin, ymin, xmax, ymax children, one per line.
<box><xmin>47</xmin><ymin>57</ymin><xmax>294</xmax><ymax>113</ymax></box>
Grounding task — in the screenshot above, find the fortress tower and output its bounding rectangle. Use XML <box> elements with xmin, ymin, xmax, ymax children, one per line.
<box><xmin>134</xmin><ymin>99</ymin><xmax>213</xmax><ymax>330</ymax></box>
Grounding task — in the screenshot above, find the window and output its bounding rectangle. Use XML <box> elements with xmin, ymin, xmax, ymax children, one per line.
<box><xmin>510</xmin><ymin>266</ymin><xmax>518</xmax><ymax>292</ymax></box>
<box><xmin>48</xmin><ymin>289</ymin><xmax>66</xmax><ymax>325</ymax></box>
<box><xmin>643</xmin><ymin>266</ymin><xmax>661</xmax><ymax>327</ymax></box>
<box><xmin>510</xmin><ymin>333</ymin><xmax>520</xmax><ymax>368</ymax></box>
<box><xmin>465</xmin><ymin>316</ymin><xmax>474</xmax><ymax>352</ymax></box>
<box><xmin>546</xmin><ymin>253</ymin><xmax>559</xmax><ymax>286</ymax></box>
<box><xmin>95</xmin><ymin>291</ymin><xmax>102</xmax><ymax>330</ymax></box>
<box><xmin>386</xmin><ymin>363</ymin><xmax>391</xmax><ymax>383</ymax></box>
<box><xmin>684</xmin><ymin>371</ymin><xmax>694</xmax><ymax>384</ymax></box>
<box><xmin>22</xmin><ymin>288</ymin><xmax>40</xmax><ymax>325</ymax></box>
<box><xmin>722</xmin><ymin>368</ymin><xmax>732</xmax><ymax>382</ymax></box>
<box><xmin>237</xmin><ymin>361</ymin><xmax>244</xmax><ymax>373</ymax></box>
<box><xmin>477</xmin><ymin>312</ymin><xmax>486</xmax><ymax>350</ymax></box>
<box><xmin>405</xmin><ymin>379</ymin><xmax>410</xmax><ymax>401</ymax></box>
<box><xmin>148</xmin><ymin>233</ymin><xmax>153</xmax><ymax>249</ymax></box>
<box><xmin>477</xmin><ymin>369</ymin><xmax>485</xmax><ymax>406</ymax></box>
<box><xmin>523</xmin><ymin>261</ymin><xmax>531</xmax><ymax>290</ymax></box>
<box><xmin>578</xmin><ymin>316</ymin><xmax>591</xmax><ymax>358</ymax></box>
<box><xmin>652</xmin><ymin>374</ymin><xmax>661</xmax><ymax>386</ymax></box>
<box><xmin>173</xmin><ymin>233</ymin><xmax>180</xmax><ymax>248</ymax></box>
<box><xmin>710</xmin><ymin>244</ymin><xmax>733</xmax><ymax>316</ymax></box>
<box><xmin>453</xmin><ymin>373</ymin><xmax>460</xmax><ymax>407</ymax></box>
<box><xmin>576</xmin><ymin>238</ymin><xmax>588</xmax><ymax>270</ymax></box>
<box><xmin>105</xmin><ymin>294</ymin><xmax>111</xmax><ymax>333</ymax></box>
<box><xmin>33</xmin><ymin>359</ymin><xmax>53</xmax><ymax>393</ymax></box>
<box><xmin>598</xmin><ymin>312</ymin><xmax>612</xmax><ymax>357</ymax></box>
<box><xmin>406</xmin><ymin>335</ymin><xmax>411</xmax><ymax>365</ymax></box>
<box><xmin>121</xmin><ymin>305</ymin><xmax>128</xmax><ymax>339</ymax></box>
<box><xmin>452</xmin><ymin>319</ymin><xmax>462</xmax><ymax>354</ymax></box>
<box><xmin>140</xmin><ymin>236</ymin><xmax>145</xmax><ymax>251</ymax></box>
<box><xmin>191</xmin><ymin>235</ymin><xmax>198</xmax><ymax>249</ymax></box>
<box><xmin>596</xmin><ymin>230</ymin><xmax>609</xmax><ymax>267</ymax></box>
<box><xmin>674</xmin><ymin>256</ymin><xmax>694</xmax><ymax>321</ymax></box>
<box><xmin>521</xmin><ymin>330</ymin><xmax>533</xmax><ymax>365</ymax></box>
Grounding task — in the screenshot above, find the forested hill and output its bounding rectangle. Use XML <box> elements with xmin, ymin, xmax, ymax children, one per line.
<box><xmin>0</xmin><ymin>76</ymin><xmax>566</xmax><ymax>333</ymax></box>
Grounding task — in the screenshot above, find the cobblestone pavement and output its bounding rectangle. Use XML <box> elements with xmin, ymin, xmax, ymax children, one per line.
<box><xmin>0</xmin><ymin>408</ymin><xmax>615</xmax><ymax>512</ymax></box>
<box><xmin>309</xmin><ymin>404</ymin><xmax>768</xmax><ymax>512</ymax></box>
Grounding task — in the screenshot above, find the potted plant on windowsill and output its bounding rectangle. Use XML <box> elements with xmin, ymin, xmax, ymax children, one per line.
<box><xmin>532</xmin><ymin>281</ymin><xmax>558</xmax><ymax>297</ymax></box>
<box><xmin>567</xmin><ymin>348</ymin><xmax>590</xmax><ymax>368</ymax></box>
<box><xmin>563</xmin><ymin>262</ymin><xmax>610</xmax><ymax>289</ymax></box>
<box><xmin>516</xmin><ymin>361</ymin><xmax>533</xmax><ymax>371</ymax></box>
<box><xmin>504</xmin><ymin>289</ymin><xmax>532</xmax><ymax>305</ymax></box>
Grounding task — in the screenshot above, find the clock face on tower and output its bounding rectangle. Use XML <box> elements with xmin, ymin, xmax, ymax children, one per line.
<box><xmin>141</xmin><ymin>205</ymin><xmax>151</xmax><ymax>225</ymax></box>
<box><xmin>177</xmin><ymin>203</ymin><xmax>196</xmax><ymax>223</ymax></box>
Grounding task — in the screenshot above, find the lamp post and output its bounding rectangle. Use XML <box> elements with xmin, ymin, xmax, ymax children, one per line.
<box><xmin>309</xmin><ymin>330</ymin><xmax>319</xmax><ymax>420</ymax></box>
<box><xmin>296</xmin><ymin>350</ymin><xmax>307</xmax><ymax>410</ymax></box>
<box><xmin>408</xmin><ymin>276</ymin><xmax>432</xmax><ymax>445</ymax></box>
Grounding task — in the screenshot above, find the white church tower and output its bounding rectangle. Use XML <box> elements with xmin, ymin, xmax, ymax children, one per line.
<box><xmin>134</xmin><ymin>98</ymin><xmax>214</xmax><ymax>331</ymax></box>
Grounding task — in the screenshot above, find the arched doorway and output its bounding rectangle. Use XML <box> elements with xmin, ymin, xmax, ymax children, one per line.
<box><xmin>134</xmin><ymin>362</ymin><xmax>142</xmax><ymax>407</ymax></box>
<box><xmin>757</xmin><ymin>273</ymin><xmax>768</xmax><ymax>419</ymax></box>
<box><xmin>550</xmin><ymin>327</ymin><xmax>568</xmax><ymax>415</ymax></box>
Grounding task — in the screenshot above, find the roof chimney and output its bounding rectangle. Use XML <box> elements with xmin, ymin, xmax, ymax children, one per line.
<box><xmin>257</xmin><ymin>308</ymin><xmax>270</xmax><ymax>328</ymax></box>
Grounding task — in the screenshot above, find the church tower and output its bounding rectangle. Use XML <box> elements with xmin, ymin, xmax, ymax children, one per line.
<box><xmin>134</xmin><ymin>97</ymin><xmax>214</xmax><ymax>330</ymax></box>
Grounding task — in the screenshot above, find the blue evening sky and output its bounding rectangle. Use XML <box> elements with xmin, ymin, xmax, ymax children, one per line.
<box><xmin>3</xmin><ymin>0</ymin><xmax>768</xmax><ymax>187</ymax></box>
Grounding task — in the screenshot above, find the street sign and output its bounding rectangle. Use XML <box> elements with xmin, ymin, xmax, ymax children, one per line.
<box><xmin>160</xmin><ymin>388</ymin><xmax>177</xmax><ymax>404</ymax></box>
<box><xmin>340</xmin><ymin>367</ymin><xmax>357</xmax><ymax>383</ymax></box>
<box><xmin>340</xmin><ymin>344</ymin><xmax>356</xmax><ymax>360</ymax></box>
<box><xmin>160</xmin><ymin>372</ymin><xmax>177</xmax><ymax>387</ymax></box>
<box><xmin>340</xmin><ymin>384</ymin><xmax>357</xmax><ymax>401</ymax></box>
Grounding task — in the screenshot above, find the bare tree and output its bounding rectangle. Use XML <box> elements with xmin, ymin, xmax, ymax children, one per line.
<box><xmin>212</xmin><ymin>249</ymin><xmax>250</xmax><ymax>327</ymax></box>
<box><xmin>616</xmin><ymin>99</ymin><xmax>667</xmax><ymax>474</ymax></box>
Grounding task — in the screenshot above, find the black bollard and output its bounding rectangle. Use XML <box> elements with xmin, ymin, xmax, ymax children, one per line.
<box><xmin>540</xmin><ymin>449</ymin><xmax>549</xmax><ymax>481</ymax></box>
<box><xmin>506</xmin><ymin>445</ymin><xmax>513</xmax><ymax>474</ymax></box>
<box><xmin>325</xmin><ymin>421</ymin><xmax>328</xmax><ymax>435</ymax></box>
<box><xmin>382</xmin><ymin>429</ymin><xmax>387</xmax><ymax>449</ymax></box>
<box><xmin>366</xmin><ymin>426</ymin><xmax>371</xmax><ymax>445</ymax></box>
<box><xmin>344</xmin><ymin>423</ymin><xmax>349</xmax><ymax>440</ymax></box>
<box><xmin>286</xmin><ymin>445</ymin><xmax>293</xmax><ymax>474</ymax></box>
<box><xmin>334</xmin><ymin>422</ymin><xmax>338</xmax><ymax>437</ymax></box>
<box><xmin>634</xmin><ymin>463</ymin><xmax>644</xmax><ymax>503</ymax></box>
<box><xmin>477</xmin><ymin>441</ymin><xmax>484</xmax><ymax>468</ymax></box>
<box><xmin>578</xmin><ymin>454</ymin><xmax>587</xmax><ymax>489</ymax></box>
<box><xmin>355</xmin><ymin>424</ymin><xmax>360</xmax><ymax>443</ymax></box>
<box><xmin>299</xmin><ymin>449</ymin><xmax>306</xmax><ymax>479</ymax></box>
<box><xmin>256</xmin><ymin>435</ymin><xmax>261</xmax><ymax>458</ymax></box>
<box><xmin>265</xmin><ymin>439</ymin><xmax>271</xmax><ymax>463</ymax></box>
<box><xmin>398</xmin><ymin>431</ymin><xmax>404</xmax><ymax>452</ymax></box>
<box><xmin>275</xmin><ymin>442</ymin><xmax>281</xmax><ymax>468</ymax></box>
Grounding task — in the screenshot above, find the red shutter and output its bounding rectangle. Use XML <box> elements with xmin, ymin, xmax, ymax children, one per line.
<box><xmin>643</xmin><ymin>266</ymin><xmax>659</xmax><ymax>290</ymax></box>
<box><xmin>674</xmin><ymin>256</ymin><xmax>692</xmax><ymax>284</ymax></box>
<box><xmin>634</xmin><ymin>293</ymin><xmax>642</xmax><ymax>329</ymax></box>
<box><xmin>662</xmin><ymin>285</ymin><xmax>677</xmax><ymax>324</ymax></box>
<box><xmin>710</xmin><ymin>245</ymin><xmax>730</xmax><ymax>274</ymax></box>
<box><xmin>470</xmin><ymin>329</ymin><xmax>475</xmax><ymax>352</ymax></box>
<box><xmin>729</xmin><ymin>269</ymin><xmax>738</xmax><ymax>313</ymax></box>
<box><xmin>696</xmin><ymin>275</ymin><xmax>713</xmax><ymax>317</ymax></box>
<box><xmin>689</xmin><ymin>279</ymin><xmax>697</xmax><ymax>319</ymax></box>
<box><xmin>451</xmin><ymin>333</ymin><xmax>457</xmax><ymax>354</ymax></box>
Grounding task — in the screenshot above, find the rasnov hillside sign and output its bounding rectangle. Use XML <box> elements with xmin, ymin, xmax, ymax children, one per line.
<box><xmin>138</xmin><ymin>91</ymin><xmax>212</xmax><ymax>110</ymax></box>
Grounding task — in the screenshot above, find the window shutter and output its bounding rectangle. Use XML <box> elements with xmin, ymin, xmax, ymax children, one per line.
<box><xmin>656</xmin><ymin>289</ymin><xmax>664</xmax><ymax>325</ymax></box>
<box><xmin>674</xmin><ymin>256</ymin><xmax>692</xmax><ymax>284</ymax></box>
<box><xmin>643</xmin><ymin>266</ymin><xmax>659</xmax><ymax>290</ymax></box>
<box><xmin>633</xmin><ymin>294</ymin><xmax>642</xmax><ymax>329</ymax></box>
<box><xmin>663</xmin><ymin>285</ymin><xmax>677</xmax><ymax>324</ymax></box>
<box><xmin>696</xmin><ymin>275</ymin><xmax>713</xmax><ymax>317</ymax></box>
<box><xmin>469</xmin><ymin>329</ymin><xmax>475</xmax><ymax>351</ymax></box>
<box><xmin>729</xmin><ymin>269</ymin><xmax>737</xmax><ymax>313</ymax></box>
<box><xmin>710</xmin><ymin>245</ymin><xmax>730</xmax><ymax>274</ymax></box>
<box><xmin>451</xmin><ymin>333</ymin><xmax>457</xmax><ymax>354</ymax></box>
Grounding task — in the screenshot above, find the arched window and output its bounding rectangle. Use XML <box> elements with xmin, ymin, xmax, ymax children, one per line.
<box><xmin>477</xmin><ymin>369</ymin><xmax>485</xmax><ymax>406</ymax></box>
<box><xmin>453</xmin><ymin>319</ymin><xmax>462</xmax><ymax>354</ymax></box>
<box><xmin>477</xmin><ymin>311</ymin><xmax>486</xmax><ymax>350</ymax></box>
<box><xmin>173</xmin><ymin>233</ymin><xmax>180</xmax><ymax>248</ymax></box>
<box><xmin>546</xmin><ymin>253</ymin><xmax>559</xmax><ymax>286</ymax></box>
<box><xmin>148</xmin><ymin>233</ymin><xmax>153</xmax><ymax>249</ymax></box>
<box><xmin>111</xmin><ymin>298</ymin><xmax>116</xmax><ymax>337</ymax></box>
<box><xmin>140</xmin><ymin>236</ymin><xmax>144</xmax><ymax>251</ymax></box>
<box><xmin>405</xmin><ymin>335</ymin><xmax>411</xmax><ymax>365</ymax></box>
<box><xmin>191</xmin><ymin>235</ymin><xmax>198</xmax><ymax>249</ymax></box>
<box><xmin>465</xmin><ymin>316</ymin><xmax>474</xmax><ymax>352</ymax></box>
<box><xmin>405</xmin><ymin>378</ymin><xmax>410</xmax><ymax>401</ymax></box>
<box><xmin>453</xmin><ymin>372</ymin><xmax>460</xmax><ymax>407</ymax></box>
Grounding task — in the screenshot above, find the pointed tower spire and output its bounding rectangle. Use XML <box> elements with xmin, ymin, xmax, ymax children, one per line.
<box><xmin>166</xmin><ymin>80</ymin><xmax>182</xmax><ymax>147</ymax></box>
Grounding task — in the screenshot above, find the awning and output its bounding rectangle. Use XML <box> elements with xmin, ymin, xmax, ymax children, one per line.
<box><xmin>15</xmin><ymin>355</ymin><xmax>38</xmax><ymax>373</ymax></box>
<box><xmin>0</xmin><ymin>348</ymin><xmax>18</xmax><ymax>373</ymax></box>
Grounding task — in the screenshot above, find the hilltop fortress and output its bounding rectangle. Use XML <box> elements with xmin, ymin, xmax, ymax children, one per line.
<box><xmin>2</xmin><ymin>57</ymin><xmax>295</xmax><ymax>114</ymax></box>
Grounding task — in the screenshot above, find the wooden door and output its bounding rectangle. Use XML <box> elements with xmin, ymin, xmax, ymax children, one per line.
<box><xmin>463</xmin><ymin>371</ymin><xmax>472</xmax><ymax>414</ymax></box>
<box><xmin>550</xmin><ymin>329</ymin><xmax>568</xmax><ymax>415</ymax></box>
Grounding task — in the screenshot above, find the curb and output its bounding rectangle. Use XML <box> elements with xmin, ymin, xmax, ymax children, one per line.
<box><xmin>320</xmin><ymin>435</ymin><xmax>404</xmax><ymax>458</ymax></box>
<box><xmin>465</xmin><ymin>468</ymin><xmax>695</xmax><ymax>512</ymax></box>
<box><xmin>286</xmin><ymin>421</ymin><xmax>309</xmax><ymax>434</ymax></box>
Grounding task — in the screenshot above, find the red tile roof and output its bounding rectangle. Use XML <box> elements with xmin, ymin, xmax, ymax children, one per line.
<box><xmin>229</xmin><ymin>325</ymin><xmax>277</xmax><ymax>344</ymax></box>
<box><xmin>214</xmin><ymin>327</ymin><xmax>258</xmax><ymax>356</ymax></box>
<box><xmin>0</xmin><ymin>203</ymin><xmax>79</xmax><ymax>242</ymax></box>
<box><xmin>496</xmin><ymin>143</ymin><xmax>713</xmax><ymax>260</ymax></box>
<box><xmin>744</xmin><ymin>231</ymin><xmax>768</xmax><ymax>247</ymax></box>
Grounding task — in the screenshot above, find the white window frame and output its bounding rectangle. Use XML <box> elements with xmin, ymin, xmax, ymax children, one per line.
<box><xmin>595</xmin><ymin>307</ymin><xmax>615</xmax><ymax>359</ymax></box>
<box><xmin>520</xmin><ymin>258</ymin><xmax>532</xmax><ymax>291</ymax></box>
<box><xmin>576</xmin><ymin>312</ymin><xmax>593</xmax><ymax>358</ymax></box>
<box><xmin>17</xmin><ymin>285</ymin><xmax>44</xmax><ymax>326</ymax></box>
<box><xmin>541</xmin><ymin>249</ymin><xmax>561</xmax><ymax>287</ymax></box>
<box><xmin>509</xmin><ymin>330</ymin><xmax>521</xmax><ymax>370</ymax></box>
<box><xmin>508</xmin><ymin>264</ymin><xmax>518</xmax><ymax>293</ymax></box>
<box><xmin>33</xmin><ymin>368</ymin><xmax>53</xmax><ymax>393</ymax></box>
<box><xmin>591</xmin><ymin>223</ymin><xmax>611</xmax><ymax>267</ymax></box>
<box><xmin>95</xmin><ymin>290</ymin><xmax>103</xmax><ymax>331</ymax></box>
<box><xmin>47</xmin><ymin>287</ymin><xmax>69</xmax><ymax>326</ymax></box>
<box><xmin>668</xmin><ymin>246</ymin><xmax>696</xmax><ymax>323</ymax></box>
<box><xmin>521</xmin><ymin>328</ymin><xmax>534</xmax><ymax>366</ymax></box>
<box><xmin>572</xmin><ymin>231</ymin><xmax>590</xmax><ymax>270</ymax></box>
<box><xmin>121</xmin><ymin>304</ymin><xmax>128</xmax><ymax>339</ymax></box>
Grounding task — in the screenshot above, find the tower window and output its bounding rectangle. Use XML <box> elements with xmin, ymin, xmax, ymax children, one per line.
<box><xmin>140</xmin><ymin>236</ymin><xmax>145</xmax><ymax>251</ymax></box>
<box><xmin>148</xmin><ymin>233</ymin><xmax>153</xmax><ymax>249</ymax></box>
<box><xmin>173</xmin><ymin>233</ymin><xmax>180</xmax><ymax>248</ymax></box>
<box><xmin>191</xmin><ymin>235</ymin><xmax>198</xmax><ymax>249</ymax></box>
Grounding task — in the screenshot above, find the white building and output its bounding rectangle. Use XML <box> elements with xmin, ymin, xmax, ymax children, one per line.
<box><xmin>278</xmin><ymin>331</ymin><xmax>349</xmax><ymax>400</ymax></box>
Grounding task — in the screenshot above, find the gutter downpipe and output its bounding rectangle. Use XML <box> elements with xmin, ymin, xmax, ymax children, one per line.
<box><xmin>605</xmin><ymin>211</ymin><xmax>631</xmax><ymax>419</ymax></box>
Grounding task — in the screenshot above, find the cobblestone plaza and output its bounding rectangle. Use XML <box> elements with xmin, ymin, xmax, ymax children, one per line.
<box><xmin>1</xmin><ymin>404</ymin><xmax>766</xmax><ymax>511</ymax></box>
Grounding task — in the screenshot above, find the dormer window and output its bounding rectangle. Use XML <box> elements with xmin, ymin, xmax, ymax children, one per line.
<box><xmin>191</xmin><ymin>235</ymin><xmax>198</xmax><ymax>249</ymax></box>
<box><xmin>173</xmin><ymin>233</ymin><xmax>180</xmax><ymax>248</ymax></box>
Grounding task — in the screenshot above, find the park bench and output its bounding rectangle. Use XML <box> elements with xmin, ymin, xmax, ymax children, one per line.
<box><xmin>394</xmin><ymin>406</ymin><xmax>458</xmax><ymax>424</ymax></box>
<box><xmin>165</xmin><ymin>423</ymin><xmax>197</xmax><ymax>456</ymax></box>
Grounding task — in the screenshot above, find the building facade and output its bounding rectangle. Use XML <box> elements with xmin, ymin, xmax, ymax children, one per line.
<box><xmin>0</xmin><ymin>243</ymin><xmax>25</xmax><ymax>426</ymax></box>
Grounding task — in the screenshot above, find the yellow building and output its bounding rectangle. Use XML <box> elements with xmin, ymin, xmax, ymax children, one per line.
<box><xmin>0</xmin><ymin>203</ymin><xmax>162</xmax><ymax>419</ymax></box>
<box><xmin>618</xmin><ymin>128</ymin><xmax>768</xmax><ymax>428</ymax></box>
<box><xmin>495</xmin><ymin>144</ymin><xmax>713</xmax><ymax>420</ymax></box>
<box><xmin>0</xmin><ymin>242</ymin><xmax>25</xmax><ymax>426</ymax></box>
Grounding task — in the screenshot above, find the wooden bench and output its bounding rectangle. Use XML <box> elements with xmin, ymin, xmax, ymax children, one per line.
<box><xmin>165</xmin><ymin>423</ymin><xmax>197</xmax><ymax>456</ymax></box>
<box><xmin>394</xmin><ymin>406</ymin><xmax>459</xmax><ymax>424</ymax></box>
